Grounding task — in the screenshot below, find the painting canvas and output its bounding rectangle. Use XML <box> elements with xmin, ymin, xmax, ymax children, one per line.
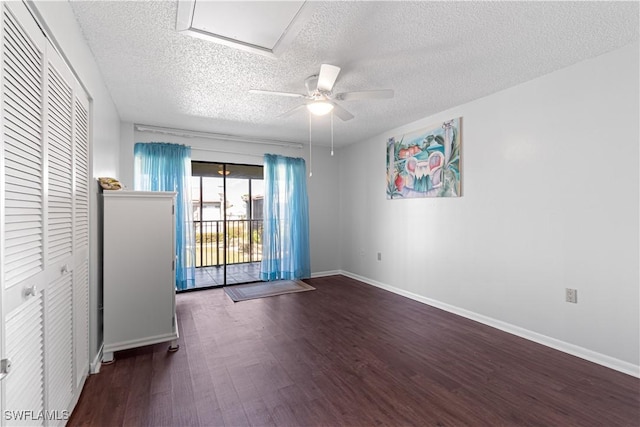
<box><xmin>386</xmin><ymin>118</ymin><xmax>461</xmax><ymax>199</ymax></box>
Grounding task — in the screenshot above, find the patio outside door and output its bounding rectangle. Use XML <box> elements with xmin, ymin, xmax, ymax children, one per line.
<box><xmin>190</xmin><ymin>162</ymin><xmax>264</xmax><ymax>288</ymax></box>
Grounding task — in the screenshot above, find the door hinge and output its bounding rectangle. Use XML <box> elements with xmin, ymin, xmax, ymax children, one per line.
<box><xmin>0</xmin><ymin>358</ymin><xmax>12</xmax><ymax>381</ymax></box>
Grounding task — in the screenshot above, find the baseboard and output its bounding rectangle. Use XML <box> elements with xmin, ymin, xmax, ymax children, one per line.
<box><xmin>340</xmin><ymin>270</ymin><xmax>640</xmax><ymax>378</ymax></box>
<box><xmin>311</xmin><ymin>270</ymin><xmax>341</xmax><ymax>278</ymax></box>
<box><xmin>90</xmin><ymin>344</ymin><xmax>103</xmax><ymax>374</ymax></box>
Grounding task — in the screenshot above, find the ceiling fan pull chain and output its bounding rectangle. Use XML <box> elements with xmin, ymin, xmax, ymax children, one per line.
<box><xmin>309</xmin><ymin>113</ymin><xmax>313</xmax><ymax>177</ymax></box>
<box><xmin>331</xmin><ymin>112</ymin><xmax>334</xmax><ymax>156</ymax></box>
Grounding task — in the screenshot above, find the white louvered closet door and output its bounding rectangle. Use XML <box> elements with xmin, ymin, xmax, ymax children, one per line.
<box><xmin>44</xmin><ymin>38</ymin><xmax>75</xmax><ymax>427</ymax></box>
<box><xmin>1</xmin><ymin>2</ymin><xmax>47</xmax><ymax>425</ymax></box>
<box><xmin>1</xmin><ymin>2</ymin><xmax>91</xmax><ymax>425</ymax></box>
<box><xmin>72</xmin><ymin>88</ymin><xmax>90</xmax><ymax>392</ymax></box>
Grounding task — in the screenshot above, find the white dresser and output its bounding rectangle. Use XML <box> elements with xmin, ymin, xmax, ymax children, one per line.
<box><xmin>102</xmin><ymin>191</ymin><xmax>179</xmax><ymax>362</ymax></box>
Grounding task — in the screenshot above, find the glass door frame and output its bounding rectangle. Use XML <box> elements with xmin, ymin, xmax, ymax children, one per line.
<box><xmin>190</xmin><ymin>161</ymin><xmax>263</xmax><ymax>289</ymax></box>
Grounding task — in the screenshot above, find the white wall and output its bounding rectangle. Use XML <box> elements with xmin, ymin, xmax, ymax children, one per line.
<box><xmin>121</xmin><ymin>124</ymin><xmax>341</xmax><ymax>275</ymax></box>
<box><xmin>339</xmin><ymin>42</ymin><xmax>639</xmax><ymax>375</ymax></box>
<box><xmin>31</xmin><ymin>1</ymin><xmax>121</xmax><ymax>368</ymax></box>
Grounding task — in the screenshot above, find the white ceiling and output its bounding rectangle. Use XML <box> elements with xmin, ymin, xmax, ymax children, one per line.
<box><xmin>69</xmin><ymin>1</ymin><xmax>639</xmax><ymax>147</ymax></box>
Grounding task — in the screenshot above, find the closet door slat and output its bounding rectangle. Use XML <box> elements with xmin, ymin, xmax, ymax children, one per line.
<box><xmin>46</xmin><ymin>274</ymin><xmax>74</xmax><ymax>424</ymax></box>
<box><xmin>5</xmin><ymin>295</ymin><xmax>45</xmax><ymax>427</ymax></box>
<box><xmin>2</xmin><ymin>6</ymin><xmax>44</xmax><ymax>289</ymax></box>
<box><xmin>46</xmin><ymin>61</ymin><xmax>73</xmax><ymax>265</ymax></box>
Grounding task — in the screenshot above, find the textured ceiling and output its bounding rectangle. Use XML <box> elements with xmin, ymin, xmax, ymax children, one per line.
<box><xmin>69</xmin><ymin>1</ymin><xmax>639</xmax><ymax>147</ymax></box>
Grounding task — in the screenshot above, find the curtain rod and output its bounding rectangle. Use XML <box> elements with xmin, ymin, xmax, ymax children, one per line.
<box><xmin>135</xmin><ymin>124</ymin><xmax>303</xmax><ymax>149</ymax></box>
<box><xmin>189</xmin><ymin>146</ymin><xmax>264</xmax><ymax>158</ymax></box>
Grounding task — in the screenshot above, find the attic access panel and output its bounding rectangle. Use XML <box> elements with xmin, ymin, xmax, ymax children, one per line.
<box><xmin>176</xmin><ymin>1</ymin><xmax>316</xmax><ymax>58</ymax></box>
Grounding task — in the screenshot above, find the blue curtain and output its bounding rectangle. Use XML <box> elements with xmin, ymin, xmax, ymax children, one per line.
<box><xmin>260</xmin><ymin>154</ymin><xmax>311</xmax><ymax>281</ymax></box>
<box><xmin>134</xmin><ymin>142</ymin><xmax>195</xmax><ymax>290</ymax></box>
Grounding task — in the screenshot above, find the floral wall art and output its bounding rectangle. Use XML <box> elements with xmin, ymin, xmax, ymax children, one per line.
<box><xmin>386</xmin><ymin>118</ymin><xmax>461</xmax><ymax>199</ymax></box>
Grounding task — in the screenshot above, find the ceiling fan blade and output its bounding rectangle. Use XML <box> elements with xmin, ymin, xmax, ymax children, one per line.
<box><xmin>317</xmin><ymin>64</ymin><xmax>341</xmax><ymax>92</ymax></box>
<box><xmin>278</xmin><ymin>104</ymin><xmax>306</xmax><ymax>118</ymax></box>
<box><xmin>330</xmin><ymin>102</ymin><xmax>354</xmax><ymax>121</ymax></box>
<box><xmin>335</xmin><ymin>89</ymin><xmax>394</xmax><ymax>101</ymax></box>
<box><xmin>249</xmin><ymin>89</ymin><xmax>306</xmax><ymax>98</ymax></box>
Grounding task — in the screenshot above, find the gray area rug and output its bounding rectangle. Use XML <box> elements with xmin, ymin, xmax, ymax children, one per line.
<box><xmin>224</xmin><ymin>280</ymin><xmax>315</xmax><ymax>302</ymax></box>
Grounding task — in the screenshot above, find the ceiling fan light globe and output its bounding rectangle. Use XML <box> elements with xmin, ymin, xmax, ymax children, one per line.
<box><xmin>307</xmin><ymin>101</ymin><xmax>334</xmax><ymax>116</ymax></box>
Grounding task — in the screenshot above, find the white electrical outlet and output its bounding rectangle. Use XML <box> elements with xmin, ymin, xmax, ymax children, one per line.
<box><xmin>566</xmin><ymin>288</ymin><xmax>578</xmax><ymax>303</ymax></box>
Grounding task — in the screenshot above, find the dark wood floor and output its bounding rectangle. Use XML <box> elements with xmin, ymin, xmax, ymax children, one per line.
<box><xmin>69</xmin><ymin>275</ymin><xmax>639</xmax><ymax>426</ymax></box>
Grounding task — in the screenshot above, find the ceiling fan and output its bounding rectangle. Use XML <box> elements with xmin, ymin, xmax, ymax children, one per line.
<box><xmin>249</xmin><ymin>64</ymin><xmax>394</xmax><ymax>121</ymax></box>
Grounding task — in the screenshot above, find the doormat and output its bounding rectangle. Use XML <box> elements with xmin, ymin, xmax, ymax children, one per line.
<box><xmin>224</xmin><ymin>280</ymin><xmax>315</xmax><ymax>302</ymax></box>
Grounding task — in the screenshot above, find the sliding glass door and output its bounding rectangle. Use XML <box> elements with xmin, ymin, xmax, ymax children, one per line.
<box><xmin>191</xmin><ymin>162</ymin><xmax>264</xmax><ymax>288</ymax></box>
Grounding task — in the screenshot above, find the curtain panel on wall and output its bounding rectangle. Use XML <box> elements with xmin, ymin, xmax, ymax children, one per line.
<box><xmin>260</xmin><ymin>154</ymin><xmax>311</xmax><ymax>281</ymax></box>
<box><xmin>134</xmin><ymin>142</ymin><xmax>196</xmax><ymax>290</ymax></box>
